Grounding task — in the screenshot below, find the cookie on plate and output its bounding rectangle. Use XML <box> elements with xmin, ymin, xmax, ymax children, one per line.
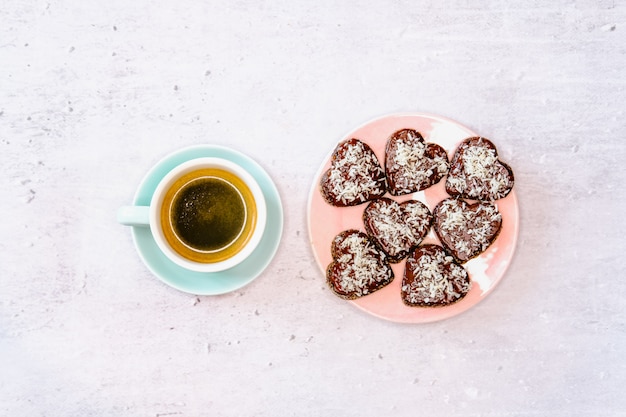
<box><xmin>326</xmin><ymin>230</ymin><xmax>394</xmax><ymax>300</ymax></box>
<box><xmin>433</xmin><ymin>197</ymin><xmax>502</xmax><ymax>263</ymax></box>
<box><xmin>363</xmin><ymin>197</ymin><xmax>432</xmax><ymax>263</ymax></box>
<box><xmin>320</xmin><ymin>138</ymin><xmax>387</xmax><ymax>207</ymax></box>
<box><xmin>401</xmin><ymin>244</ymin><xmax>470</xmax><ymax>307</ymax></box>
<box><xmin>385</xmin><ymin>129</ymin><xmax>449</xmax><ymax>196</ymax></box>
<box><xmin>446</xmin><ymin>137</ymin><xmax>514</xmax><ymax>201</ymax></box>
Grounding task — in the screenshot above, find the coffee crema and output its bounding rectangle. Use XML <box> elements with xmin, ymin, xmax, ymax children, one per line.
<box><xmin>159</xmin><ymin>168</ymin><xmax>257</xmax><ymax>264</ymax></box>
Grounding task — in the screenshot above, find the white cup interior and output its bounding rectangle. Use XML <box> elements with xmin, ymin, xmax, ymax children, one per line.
<box><xmin>149</xmin><ymin>157</ymin><xmax>267</xmax><ymax>272</ymax></box>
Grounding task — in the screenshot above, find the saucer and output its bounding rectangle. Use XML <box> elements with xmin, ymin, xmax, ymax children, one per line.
<box><xmin>308</xmin><ymin>113</ymin><xmax>519</xmax><ymax>323</ymax></box>
<box><xmin>128</xmin><ymin>145</ymin><xmax>283</xmax><ymax>295</ymax></box>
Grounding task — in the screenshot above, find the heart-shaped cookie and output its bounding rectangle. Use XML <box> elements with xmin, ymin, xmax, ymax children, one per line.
<box><xmin>320</xmin><ymin>138</ymin><xmax>387</xmax><ymax>207</ymax></box>
<box><xmin>401</xmin><ymin>244</ymin><xmax>470</xmax><ymax>307</ymax></box>
<box><xmin>446</xmin><ymin>137</ymin><xmax>514</xmax><ymax>201</ymax></box>
<box><xmin>385</xmin><ymin>129</ymin><xmax>449</xmax><ymax>196</ymax></box>
<box><xmin>326</xmin><ymin>230</ymin><xmax>394</xmax><ymax>300</ymax></box>
<box><xmin>363</xmin><ymin>197</ymin><xmax>432</xmax><ymax>263</ymax></box>
<box><xmin>433</xmin><ymin>197</ymin><xmax>502</xmax><ymax>263</ymax></box>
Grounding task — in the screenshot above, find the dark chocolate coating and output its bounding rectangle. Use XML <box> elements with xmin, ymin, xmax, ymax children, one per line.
<box><xmin>385</xmin><ymin>129</ymin><xmax>449</xmax><ymax>196</ymax></box>
<box><xmin>446</xmin><ymin>137</ymin><xmax>514</xmax><ymax>201</ymax></box>
<box><xmin>320</xmin><ymin>138</ymin><xmax>387</xmax><ymax>207</ymax></box>
<box><xmin>433</xmin><ymin>197</ymin><xmax>502</xmax><ymax>263</ymax></box>
<box><xmin>326</xmin><ymin>229</ymin><xmax>394</xmax><ymax>300</ymax></box>
<box><xmin>363</xmin><ymin>197</ymin><xmax>432</xmax><ymax>263</ymax></box>
<box><xmin>401</xmin><ymin>244</ymin><xmax>470</xmax><ymax>307</ymax></box>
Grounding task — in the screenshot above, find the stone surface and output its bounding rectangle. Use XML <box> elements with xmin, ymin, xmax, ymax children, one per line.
<box><xmin>1</xmin><ymin>0</ymin><xmax>625</xmax><ymax>416</ymax></box>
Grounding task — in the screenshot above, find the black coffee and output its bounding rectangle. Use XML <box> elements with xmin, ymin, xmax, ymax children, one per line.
<box><xmin>171</xmin><ymin>177</ymin><xmax>246</xmax><ymax>252</ymax></box>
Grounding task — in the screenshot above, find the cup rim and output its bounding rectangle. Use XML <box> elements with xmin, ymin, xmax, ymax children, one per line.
<box><xmin>149</xmin><ymin>157</ymin><xmax>267</xmax><ymax>273</ymax></box>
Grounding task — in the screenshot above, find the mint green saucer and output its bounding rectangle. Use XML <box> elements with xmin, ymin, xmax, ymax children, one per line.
<box><xmin>128</xmin><ymin>145</ymin><xmax>283</xmax><ymax>295</ymax></box>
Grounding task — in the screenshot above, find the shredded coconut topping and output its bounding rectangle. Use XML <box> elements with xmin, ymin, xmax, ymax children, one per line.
<box><xmin>324</xmin><ymin>139</ymin><xmax>385</xmax><ymax>205</ymax></box>
<box><xmin>402</xmin><ymin>246</ymin><xmax>470</xmax><ymax>305</ymax></box>
<box><xmin>447</xmin><ymin>138</ymin><xmax>513</xmax><ymax>200</ymax></box>
<box><xmin>403</xmin><ymin>201</ymin><xmax>431</xmax><ymax>230</ymax></box>
<box><xmin>332</xmin><ymin>232</ymin><xmax>391</xmax><ymax>297</ymax></box>
<box><xmin>365</xmin><ymin>199</ymin><xmax>431</xmax><ymax>260</ymax></box>
<box><xmin>462</xmin><ymin>142</ymin><xmax>498</xmax><ymax>179</ymax></box>
<box><xmin>435</xmin><ymin>198</ymin><xmax>502</xmax><ymax>261</ymax></box>
<box><xmin>394</xmin><ymin>133</ymin><xmax>426</xmax><ymax>167</ymax></box>
<box><xmin>387</xmin><ymin>130</ymin><xmax>449</xmax><ymax>194</ymax></box>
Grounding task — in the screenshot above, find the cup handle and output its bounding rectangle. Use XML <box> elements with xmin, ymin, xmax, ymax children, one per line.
<box><xmin>117</xmin><ymin>206</ymin><xmax>150</xmax><ymax>226</ymax></box>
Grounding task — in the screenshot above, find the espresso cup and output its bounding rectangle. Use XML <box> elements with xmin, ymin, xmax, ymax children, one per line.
<box><xmin>118</xmin><ymin>157</ymin><xmax>267</xmax><ymax>272</ymax></box>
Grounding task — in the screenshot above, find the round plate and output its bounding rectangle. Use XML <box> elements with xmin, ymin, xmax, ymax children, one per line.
<box><xmin>307</xmin><ymin>113</ymin><xmax>519</xmax><ymax>323</ymax></box>
<box><xmin>129</xmin><ymin>145</ymin><xmax>283</xmax><ymax>295</ymax></box>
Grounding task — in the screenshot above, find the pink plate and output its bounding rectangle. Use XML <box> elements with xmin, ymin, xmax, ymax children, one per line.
<box><xmin>307</xmin><ymin>113</ymin><xmax>519</xmax><ymax>323</ymax></box>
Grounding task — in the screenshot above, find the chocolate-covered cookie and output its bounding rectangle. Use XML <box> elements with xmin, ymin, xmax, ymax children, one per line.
<box><xmin>433</xmin><ymin>197</ymin><xmax>502</xmax><ymax>263</ymax></box>
<box><xmin>320</xmin><ymin>138</ymin><xmax>387</xmax><ymax>207</ymax></box>
<box><xmin>363</xmin><ymin>197</ymin><xmax>432</xmax><ymax>263</ymax></box>
<box><xmin>446</xmin><ymin>137</ymin><xmax>514</xmax><ymax>201</ymax></box>
<box><xmin>385</xmin><ymin>129</ymin><xmax>449</xmax><ymax>196</ymax></box>
<box><xmin>326</xmin><ymin>230</ymin><xmax>394</xmax><ymax>300</ymax></box>
<box><xmin>401</xmin><ymin>244</ymin><xmax>470</xmax><ymax>307</ymax></box>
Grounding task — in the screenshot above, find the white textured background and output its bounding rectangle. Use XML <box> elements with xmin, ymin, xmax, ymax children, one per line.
<box><xmin>1</xmin><ymin>1</ymin><xmax>625</xmax><ymax>416</ymax></box>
